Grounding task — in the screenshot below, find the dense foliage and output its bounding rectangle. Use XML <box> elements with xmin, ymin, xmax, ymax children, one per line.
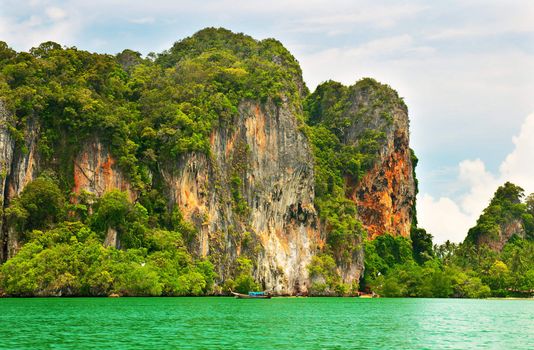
<box><xmin>0</xmin><ymin>224</ymin><xmax>217</xmax><ymax>297</ymax></box>
<box><xmin>0</xmin><ymin>178</ymin><xmax>216</xmax><ymax>296</ymax></box>
<box><xmin>364</xmin><ymin>183</ymin><xmax>534</xmax><ymax>298</ymax></box>
<box><xmin>5</xmin><ymin>173</ymin><xmax>66</xmax><ymax>238</ymax></box>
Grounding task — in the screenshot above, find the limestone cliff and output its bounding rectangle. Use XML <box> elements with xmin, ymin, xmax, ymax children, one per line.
<box><xmin>303</xmin><ymin>79</ymin><xmax>416</xmax><ymax>292</ymax></box>
<box><xmin>162</xmin><ymin>100</ymin><xmax>321</xmax><ymax>294</ymax></box>
<box><xmin>73</xmin><ymin>138</ymin><xmax>136</xmax><ymax>248</ymax></box>
<box><xmin>465</xmin><ymin>182</ymin><xmax>530</xmax><ymax>251</ymax></box>
<box><xmin>0</xmin><ymin>102</ymin><xmax>40</xmax><ymax>260</ymax></box>
<box><xmin>476</xmin><ymin>219</ymin><xmax>525</xmax><ymax>251</ymax></box>
<box><xmin>73</xmin><ymin>139</ymin><xmax>134</xmax><ymax>201</ymax></box>
<box><xmin>0</xmin><ymin>29</ymin><xmax>417</xmax><ymax>295</ymax></box>
<box><xmin>0</xmin><ymin>101</ymin><xmax>13</xmax><ymax>261</ymax></box>
<box><xmin>343</xmin><ymin>84</ymin><xmax>416</xmax><ymax>239</ymax></box>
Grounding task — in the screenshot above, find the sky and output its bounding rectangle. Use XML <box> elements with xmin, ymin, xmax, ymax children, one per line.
<box><xmin>1</xmin><ymin>0</ymin><xmax>533</xmax><ymax>243</ymax></box>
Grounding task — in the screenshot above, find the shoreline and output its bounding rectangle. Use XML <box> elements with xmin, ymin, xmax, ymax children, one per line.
<box><xmin>1</xmin><ymin>295</ymin><xmax>532</xmax><ymax>300</ymax></box>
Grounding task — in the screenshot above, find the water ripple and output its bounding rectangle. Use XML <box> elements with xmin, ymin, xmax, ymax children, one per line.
<box><xmin>0</xmin><ymin>297</ymin><xmax>532</xmax><ymax>349</ymax></box>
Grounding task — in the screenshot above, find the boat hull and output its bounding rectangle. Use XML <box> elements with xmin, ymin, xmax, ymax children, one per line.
<box><xmin>231</xmin><ymin>292</ymin><xmax>271</xmax><ymax>299</ymax></box>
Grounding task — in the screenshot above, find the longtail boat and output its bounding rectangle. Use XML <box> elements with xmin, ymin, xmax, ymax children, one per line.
<box><xmin>231</xmin><ymin>291</ymin><xmax>271</xmax><ymax>299</ymax></box>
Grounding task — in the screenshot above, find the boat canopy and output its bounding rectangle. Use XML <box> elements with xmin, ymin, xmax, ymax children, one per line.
<box><xmin>248</xmin><ymin>291</ymin><xmax>265</xmax><ymax>296</ymax></box>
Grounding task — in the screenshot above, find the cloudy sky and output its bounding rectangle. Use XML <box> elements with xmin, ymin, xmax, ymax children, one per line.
<box><xmin>2</xmin><ymin>0</ymin><xmax>533</xmax><ymax>243</ymax></box>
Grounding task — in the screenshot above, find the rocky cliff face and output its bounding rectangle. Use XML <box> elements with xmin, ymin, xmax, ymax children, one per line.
<box><xmin>465</xmin><ymin>182</ymin><xmax>530</xmax><ymax>251</ymax></box>
<box><xmin>344</xmin><ymin>87</ymin><xmax>416</xmax><ymax>239</ymax></box>
<box><xmin>162</xmin><ymin>100</ymin><xmax>321</xmax><ymax>294</ymax></box>
<box><xmin>476</xmin><ymin>219</ymin><xmax>525</xmax><ymax>251</ymax></box>
<box><xmin>0</xmin><ymin>102</ymin><xmax>41</xmax><ymax>260</ymax></box>
<box><xmin>0</xmin><ymin>110</ymin><xmax>135</xmax><ymax>257</ymax></box>
<box><xmin>73</xmin><ymin>138</ymin><xmax>136</xmax><ymax>248</ymax></box>
<box><xmin>0</xmin><ymin>101</ymin><xmax>13</xmax><ymax>262</ymax></box>
<box><xmin>0</xmin><ymin>89</ymin><xmax>415</xmax><ymax>294</ymax></box>
<box><xmin>464</xmin><ymin>182</ymin><xmax>534</xmax><ymax>251</ymax></box>
<box><xmin>73</xmin><ymin>138</ymin><xmax>135</xmax><ymax>201</ymax></box>
<box><xmin>0</xmin><ymin>98</ymin><xmax>414</xmax><ymax>294</ymax></box>
<box><xmin>0</xmin><ymin>31</ymin><xmax>417</xmax><ymax>295</ymax></box>
<box><xmin>303</xmin><ymin>79</ymin><xmax>416</xmax><ymax>291</ymax></box>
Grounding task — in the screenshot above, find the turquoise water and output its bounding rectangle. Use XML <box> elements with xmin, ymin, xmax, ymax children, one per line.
<box><xmin>0</xmin><ymin>297</ymin><xmax>532</xmax><ymax>349</ymax></box>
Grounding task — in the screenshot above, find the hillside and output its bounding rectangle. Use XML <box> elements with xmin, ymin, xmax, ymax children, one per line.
<box><xmin>0</xmin><ymin>28</ymin><xmax>416</xmax><ymax>296</ymax></box>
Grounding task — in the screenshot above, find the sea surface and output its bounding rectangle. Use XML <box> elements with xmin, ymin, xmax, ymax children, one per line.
<box><xmin>0</xmin><ymin>297</ymin><xmax>532</xmax><ymax>349</ymax></box>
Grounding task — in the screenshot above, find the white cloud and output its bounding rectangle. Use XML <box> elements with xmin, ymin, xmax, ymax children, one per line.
<box><xmin>458</xmin><ymin>159</ymin><xmax>498</xmax><ymax>217</ymax></box>
<box><xmin>425</xmin><ymin>1</ymin><xmax>534</xmax><ymax>40</ymax></box>
<box><xmin>45</xmin><ymin>7</ymin><xmax>67</xmax><ymax>21</ymax></box>
<box><xmin>0</xmin><ymin>3</ymin><xmax>80</xmax><ymax>50</ymax></box>
<box><xmin>500</xmin><ymin>113</ymin><xmax>534</xmax><ymax>188</ymax></box>
<box><xmin>418</xmin><ymin>112</ymin><xmax>534</xmax><ymax>244</ymax></box>
<box><xmin>289</xmin><ymin>3</ymin><xmax>427</xmax><ymax>31</ymax></box>
<box><xmin>296</xmin><ymin>35</ymin><xmax>436</xmax><ymax>89</ymax></box>
<box><xmin>128</xmin><ymin>17</ymin><xmax>155</xmax><ymax>24</ymax></box>
<box><xmin>345</xmin><ymin>35</ymin><xmax>415</xmax><ymax>57</ymax></box>
<box><xmin>418</xmin><ymin>194</ymin><xmax>476</xmax><ymax>244</ymax></box>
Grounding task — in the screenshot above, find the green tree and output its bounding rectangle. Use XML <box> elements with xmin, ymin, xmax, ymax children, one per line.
<box><xmin>234</xmin><ymin>257</ymin><xmax>259</xmax><ymax>293</ymax></box>
<box><xmin>90</xmin><ymin>190</ymin><xmax>148</xmax><ymax>248</ymax></box>
<box><xmin>5</xmin><ymin>176</ymin><xmax>65</xmax><ymax>237</ymax></box>
<box><xmin>485</xmin><ymin>260</ymin><xmax>510</xmax><ymax>296</ymax></box>
<box><xmin>308</xmin><ymin>254</ymin><xmax>345</xmax><ymax>295</ymax></box>
<box><xmin>411</xmin><ymin>228</ymin><xmax>434</xmax><ymax>264</ymax></box>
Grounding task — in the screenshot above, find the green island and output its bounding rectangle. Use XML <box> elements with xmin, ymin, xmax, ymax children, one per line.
<box><xmin>0</xmin><ymin>28</ymin><xmax>532</xmax><ymax>299</ymax></box>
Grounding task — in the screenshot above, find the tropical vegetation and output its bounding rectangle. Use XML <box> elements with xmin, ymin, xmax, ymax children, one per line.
<box><xmin>0</xmin><ymin>29</ymin><xmax>532</xmax><ymax>297</ymax></box>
